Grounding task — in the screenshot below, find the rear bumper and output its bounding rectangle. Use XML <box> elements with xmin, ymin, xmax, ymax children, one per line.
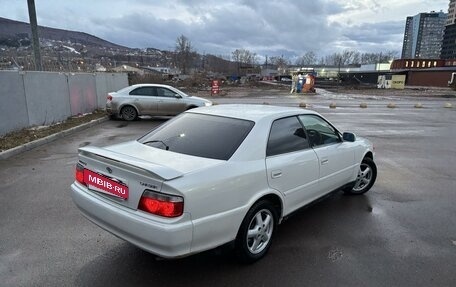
<box><xmin>71</xmin><ymin>183</ymin><xmax>193</xmax><ymax>258</ymax></box>
<box><xmin>105</xmin><ymin>106</ymin><xmax>114</xmax><ymax>115</ymax></box>
<box><xmin>105</xmin><ymin>101</ymin><xmax>116</xmax><ymax>115</ymax></box>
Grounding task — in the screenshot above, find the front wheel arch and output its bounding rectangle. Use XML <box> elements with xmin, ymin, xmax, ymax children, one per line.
<box><xmin>344</xmin><ymin>157</ymin><xmax>377</xmax><ymax>195</ymax></box>
<box><xmin>364</xmin><ymin>151</ymin><xmax>374</xmax><ymax>160</ymax></box>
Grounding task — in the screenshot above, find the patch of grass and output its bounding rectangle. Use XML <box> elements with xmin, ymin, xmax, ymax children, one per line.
<box><xmin>0</xmin><ymin>110</ymin><xmax>106</xmax><ymax>152</ymax></box>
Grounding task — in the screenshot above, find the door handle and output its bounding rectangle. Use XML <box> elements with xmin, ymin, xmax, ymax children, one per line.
<box><xmin>321</xmin><ymin>159</ymin><xmax>329</xmax><ymax>165</ymax></box>
<box><xmin>271</xmin><ymin>170</ymin><xmax>282</xmax><ymax>178</ymax></box>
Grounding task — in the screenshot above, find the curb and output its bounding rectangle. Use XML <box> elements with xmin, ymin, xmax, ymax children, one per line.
<box><xmin>0</xmin><ymin>117</ymin><xmax>108</xmax><ymax>160</ymax></box>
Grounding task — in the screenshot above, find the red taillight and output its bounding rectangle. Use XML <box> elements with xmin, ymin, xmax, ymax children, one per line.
<box><xmin>75</xmin><ymin>163</ymin><xmax>86</xmax><ymax>185</ymax></box>
<box><xmin>138</xmin><ymin>191</ymin><xmax>183</xmax><ymax>218</ymax></box>
<box><xmin>107</xmin><ymin>95</ymin><xmax>113</xmax><ymax>101</ymax></box>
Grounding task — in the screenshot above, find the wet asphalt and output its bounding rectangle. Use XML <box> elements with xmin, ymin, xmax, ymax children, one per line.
<box><xmin>1</xmin><ymin>90</ymin><xmax>455</xmax><ymax>287</ymax></box>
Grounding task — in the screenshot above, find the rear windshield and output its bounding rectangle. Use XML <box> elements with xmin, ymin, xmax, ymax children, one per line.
<box><xmin>138</xmin><ymin>113</ymin><xmax>254</xmax><ymax>160</ymax></box>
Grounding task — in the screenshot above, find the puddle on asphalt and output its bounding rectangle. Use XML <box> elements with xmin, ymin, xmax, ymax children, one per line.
<box><xmin>116</xmin><ymin>123</ymin><xmax>128</xmax><ymax>128</ymax></box>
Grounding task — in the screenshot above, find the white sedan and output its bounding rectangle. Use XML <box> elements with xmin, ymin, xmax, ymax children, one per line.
<box><xmin>71</xmin><ymin>104</ymin><xmax>376</xmax><ymax>262</ymax></box>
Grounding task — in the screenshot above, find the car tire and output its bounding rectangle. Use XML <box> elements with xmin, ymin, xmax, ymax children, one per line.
<box><xmin>108</xmin><ymin>114</ymin><xmax>118</xmax><ymax>120</ymax></box>
<box><xmin>344</xmin><ymin>157</ymin><xmax>377</xmax><ymax>195</ymax></box>
<box><xmin>235</xmin><ymin>200</ymin><xmax>277</xmax><ymax>263</ymax></box>
<box><xmin>120</xmin><ymin>106</ymin><xmax>138</xmax><ymax>121</ymax></box>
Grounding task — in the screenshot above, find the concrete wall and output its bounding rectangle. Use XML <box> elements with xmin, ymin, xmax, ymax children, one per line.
<box><xmin>68</xmin><ymin>73</ymin><xmax>97</xmax><ymax>115</ymax></box>
<box><xmin>0</xmin><ymin>71</ymin><xmax>128</xmax><ymax>136</ymax></box>
<box><xmin>95</xmin><ymin>73</ymin><xmax>129</xmax><ymax>109</ymax></box>
<box><xmin>0</xmin><ymin>71</ymin><xmax>29</xmax><ymax>135</ymax></box>
<box><xmin>23</xmin><ymin>71</ymin><xmax>70</xmax><ymax>126</ymax></box>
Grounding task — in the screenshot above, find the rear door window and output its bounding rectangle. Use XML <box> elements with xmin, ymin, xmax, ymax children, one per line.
<box><xmin>129</xmin><ymin>87</ymin><xmax>155</xmax><ymax>96</ymax></box>
<box><xmin>267</xmin><ymin>116</ymin><xmax>310</xmax><ymax>156</ymax></box>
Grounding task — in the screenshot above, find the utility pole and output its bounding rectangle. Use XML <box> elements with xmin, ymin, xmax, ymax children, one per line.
<box><xmin>27</xmin><ymin>0</ymin><xmax>42</xmax><ymax>71</ymax></box>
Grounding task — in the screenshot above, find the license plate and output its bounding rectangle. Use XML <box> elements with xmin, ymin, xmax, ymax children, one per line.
<box><xmin>84</xmin><ymin>169</ymin><xmax>129</xmax><ymax>199</ymax></box>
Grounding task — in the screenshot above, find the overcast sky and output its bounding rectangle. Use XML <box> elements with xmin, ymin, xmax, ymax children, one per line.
<box><xmin>0</xmin><ymin>0</ymin><xmax>449</xmax><ymax>60</ymax></box>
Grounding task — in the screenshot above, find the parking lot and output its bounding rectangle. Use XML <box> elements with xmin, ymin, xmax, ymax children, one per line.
<box><xmin>1</xmin><ymin>91</ymin><xmax>455</xmax><ymax>286</ymax></box>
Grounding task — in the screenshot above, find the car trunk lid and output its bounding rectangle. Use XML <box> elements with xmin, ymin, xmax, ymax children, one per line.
<box><xmin>78</xmin><ymin>146</ymin><xmax>184</xmax><ymax>210</ymax></box>
<box><xmin>77</xmin><ymin>142</ymin><xmax>223</xmax><ymax>209</ymax></box>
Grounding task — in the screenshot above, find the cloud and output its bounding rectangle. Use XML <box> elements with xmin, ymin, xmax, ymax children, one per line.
<box><xmin>342</xmin><ymin>21</ymin><xmax>405</xmax><ymax>46</ymax></box>
<box><xmin>0</xmin><ymin>0</ymin><xmax>449</xmax><ymax>59</ymax></box>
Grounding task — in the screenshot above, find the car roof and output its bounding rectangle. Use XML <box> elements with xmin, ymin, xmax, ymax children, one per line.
<box><xmin>188</xmin><ymin>104</ymin><xmax>319</xmax><ymax>122</ymax></box>
<box><xmin>127</xmin><ymin>84</ymin><xmax>174</xmax><ymax>89</ymax></box>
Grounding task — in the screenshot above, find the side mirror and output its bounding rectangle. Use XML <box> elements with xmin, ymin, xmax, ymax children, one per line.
<box><xmin>343</xmin><ymin>132</ymin><xmax>356</xmax><ymax>142</ymax></box>
<box><xmin>175</xmin><ymin>93</ymin><xmax>182</xmax><ymax>99</ymax></box>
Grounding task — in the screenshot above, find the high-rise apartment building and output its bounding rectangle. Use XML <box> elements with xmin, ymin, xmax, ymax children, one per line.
<box><xmin>445</xmin><ymin>0</ymin><xmax>456</xmax><ymax>25</ymax></box>
<box><xmin>441</xmin><ymin>0</ymin><xmax>456</xmax><ymax>59</ymax></box>
<box><xmin>401</xmin><ymin>11</ymin><xmax>446</xmax><ymax>59</ymax></box>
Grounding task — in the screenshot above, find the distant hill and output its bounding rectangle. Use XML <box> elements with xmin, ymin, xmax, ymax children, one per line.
<box><xmin>0</xmin><ymin>17</ymin><xmax>127</xmax><ymax>49</ymax></box>
<box><xmin>0</xmin><ymin>17</ymin><xmax>234</xmax><ymax>75</ymax></box>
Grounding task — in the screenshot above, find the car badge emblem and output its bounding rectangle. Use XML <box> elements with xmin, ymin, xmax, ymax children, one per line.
<box><xmin>106</xmin><ymin>167</ymin><xmax>113</xmax><ymax>174</ymax></box>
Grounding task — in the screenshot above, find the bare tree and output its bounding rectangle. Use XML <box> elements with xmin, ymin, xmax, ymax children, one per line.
<box><xmin>381</xmin><ymin>50</ymin><xmax>399</xmax><ymax>62</ymax></box>
<box><xmin>175</xmin><ymin>35</ymin><xmax>193</xmax><ymax>74</ymax></box>
<box><xmin>319</xmin><ymin>50</ymin><xmax>398</xmax><ymax>66</ymax></box>
<box><xmin>231</xmin><ymin>49</ymin><xmax>257</xmax><ymax>74</ymax></box>
<box><xmin>269</xmin><ymin>56</ymin><xmax>289</xmax><ymax>74</ymax></box>
<box><xmin>296</xmin><ymin>51</ymin><xmax>317</xmax><ymax>66</ymax></box>
<box><xmin>326</xmin><ymin>50</ymin><xmax>360</xmax><ymax>66</ymax></box>
<box><xmin>323</xmin><ymin>54</ymin><xmax>341</xmax><ymax>66</ymax></box>
<box><xmin>231</xmin><ymin>49</ymin><xmax>257</xmax><ymax>65</ymax></box>
<box><xmin>352</xmin><ymin>52</ymin><xmax>361</xmax><ymax>65</ymax></box>
<box><xmin>360</xmin><ymin>51</ymin><xmax>398</xmax><ymax>64</ymax></box>
<box><xmin>360</xmin><ymin>53</ymin><xmax>378</xmax><ymax>64</ymax></box>
<box><xmin>318</xmin><ymin>57</ymin><xmax>326</xmax><ymax>65</ymax></box>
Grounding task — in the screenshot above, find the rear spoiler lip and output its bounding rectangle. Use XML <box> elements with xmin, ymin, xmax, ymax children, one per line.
<box><xmin>78</xmin><ymin>146</ymin><xmax>184</xmax><ymax>180</ymax></box>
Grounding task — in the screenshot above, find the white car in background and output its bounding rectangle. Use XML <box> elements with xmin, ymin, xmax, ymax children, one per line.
<box><xmin>106</xmin><ymin>84</ymin><xmax>212</xmax><ymax>121</ymax></box>
<box><xmin>71</xmin><ymin>104</ymin><xmax>376</xmax><ymax>262</ymax></box>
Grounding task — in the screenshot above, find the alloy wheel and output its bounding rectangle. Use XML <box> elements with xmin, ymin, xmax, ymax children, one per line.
<box><xmin>246</xmin><ymin>209</ymin><xmax>274</xmax><ymax>254</ymax></box>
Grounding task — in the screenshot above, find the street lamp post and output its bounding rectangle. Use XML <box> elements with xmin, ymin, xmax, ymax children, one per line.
<box><xmin>27</xmin><ymin>0</ymin><xmax>42</xmax><ymax>71</ymax></box>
